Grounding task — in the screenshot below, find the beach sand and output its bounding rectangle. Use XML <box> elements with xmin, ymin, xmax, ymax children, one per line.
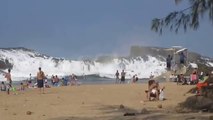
<box><xmin>0</xmin><ymin>82</ymin><xmax>212</xmax><ymax>120</ymax></box>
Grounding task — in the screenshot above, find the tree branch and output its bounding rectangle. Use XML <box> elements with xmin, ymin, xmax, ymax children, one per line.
<box><xmin>151</xmin><ymin>0</ymin><xmax>213</xmax><ymax>34</ymax></box>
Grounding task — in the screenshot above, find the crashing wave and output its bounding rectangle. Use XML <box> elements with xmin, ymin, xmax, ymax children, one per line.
<box><xmin>0</xmin><ymin>48</ymin><xmax>167</xmax><ymax>81</ymax></box>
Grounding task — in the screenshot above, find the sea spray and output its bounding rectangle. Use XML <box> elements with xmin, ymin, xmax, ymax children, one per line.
<box><xmin>0</xmin><ymin>48</ymin><xmax>167</xmax><ymax>81</ymax></box>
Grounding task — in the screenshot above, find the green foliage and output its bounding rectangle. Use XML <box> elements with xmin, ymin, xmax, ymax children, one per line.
<box><xmin>151</xmin><ymin>0</ymin><xmax>213</xmax><ymax>34</ymax></box>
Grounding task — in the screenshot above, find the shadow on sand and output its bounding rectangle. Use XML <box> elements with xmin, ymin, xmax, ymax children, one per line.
<box><xmin>48</xmin><ymin>104</ymin><xmax>212</xmax><ymax>120</ymax></box>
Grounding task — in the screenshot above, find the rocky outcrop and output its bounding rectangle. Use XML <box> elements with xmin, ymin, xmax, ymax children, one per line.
<box><xmin>178</xmin><ymin>82</ymin><xmax>213</xmax><ymax>113</ymax></box>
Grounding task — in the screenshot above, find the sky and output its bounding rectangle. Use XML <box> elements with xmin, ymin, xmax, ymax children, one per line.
<box><xmin>0</xmin><ymin>0</ymin><xmax>213</xmax><ymax>59</ymax></box>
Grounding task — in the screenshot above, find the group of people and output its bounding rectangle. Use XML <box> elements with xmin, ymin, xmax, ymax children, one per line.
<box><xmin>2</xmin><ymin>62</ymin><xmax>212</xmax><ymax>99</ymax></box>
<box><xmin>115</xmin><ymin>70</ymin><xmax>139</xmax><ymax>84</ymax></box>
<box><xmin>145</xmin><ymin>79</ymin><xmax>165</xmax><ymax>101</ymax></box>
<box><xmin>169</xmin><ymin>68</ymin><xmax>211</xmax><ymax>86</ymax></box>
<box><xmin>188</xmin><ymin>69</ymin><xmax>213</xmax><ymax>95</ymax></box>
<box><xmin>115</xmin><ymin>70</ymin><xmax>126</xmax><ymax>83</ymax></box>
<box><xmin>51</xmin><ymin>75</ymin><xmax>60</xmax><ymax>86</ymax></box>
<box><xmin>1</xmin><ymin>69</ymin><xmax>12</xmax><ymax>94</ymax></box>
<box><xmin>166</xmin><ymin>52</ymin><xmax>186</xmax><ymax>71</ymax></box>
<box><xmin>145</xmin><ymin>51</ymin><xmax>185</xmax><ymax>101</ymax></box>
<box><xmin>168</xmin><ymin>59</ymin><xmax>213</xmax><ymax>96</ymax></box>
<box><xmin>55</xmin><ymin>74</ymin><xmax>78</xmax><ymax>86</ymax></box>
<box><xmin>1</xmin><ymin>67</ymin><xmax>80</xmax><ymax>94</ymax></box>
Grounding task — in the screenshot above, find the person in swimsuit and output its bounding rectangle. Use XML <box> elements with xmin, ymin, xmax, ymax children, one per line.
<box><xmin>4</xmin><ymin>69</ymin><xmax>12</xmax><ymax>94</ymax></box>
<box><xmin>120</xmin><ymin>70</ymin><xmax>126</xmax><ymax>84</ymax></box>
<box><xmin>37</xmin><ymin>67</ymin><xmax>45</xmax><ymax>94</ymax></box>
<box><xmin>115</xmin><ymin>70</ymin><xmax>120</xmax><ymax>83</ymax></box>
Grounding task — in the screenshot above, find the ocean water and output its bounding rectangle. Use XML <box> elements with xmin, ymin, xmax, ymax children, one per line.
<box><xmin>4</xmin><ymin>75</ymin><xmax>152</xmax><ymax>87</ymax></box>
<box><xmin>73</xmin><ymin>75</ymin><xmax>150</xmax><ymax>85</ymax></box>
<box><xmin>0</xmin><ymin>49</ymin><xmax>167</xmax><ymax>81</ymax></box>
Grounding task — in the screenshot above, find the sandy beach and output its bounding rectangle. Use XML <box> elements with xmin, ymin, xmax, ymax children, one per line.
<box><xmin>0</xmin><ymin>82</ymin><xmax>212</xmax><ymax>120</ymax></box>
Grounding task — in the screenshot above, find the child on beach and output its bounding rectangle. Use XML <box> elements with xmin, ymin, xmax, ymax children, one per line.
<box><xmin>20</xmin><ymin>82</ymin><xmax>24</xmax><ymax>91</ymax></box>
<box><xmin>159</xmin><ymin>87</ymin><xmax>166</xmax><ymax>101</ymax></box>
<box><xmin>62</xmin><ymin>77</ymin><xmax>68</xmax><ymax>86</ymax></box>
<box><xmin>1</xmin><ymin>82</ymin><xmax>6</xmax><ymax>91</ymax></box>
<box><xmin>27</xmin><ymin>80</ymin><xmax>33</xmax><ymax>88</ymax></box>
<box><xmin>44</xmin><ymin>79</ymin><xmax>51</xmax><ymax>88</ymax></box>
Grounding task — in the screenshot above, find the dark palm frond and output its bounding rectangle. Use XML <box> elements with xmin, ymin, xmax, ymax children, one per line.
<box><xmin>151</xmin><ymin>18</ymin><xmax>160</xmax><ymax>32</ymax></box>
<box><xmin>151</xmin><ymin>0</ymin><xmax>213</xmax><ymax>34</ymax></box>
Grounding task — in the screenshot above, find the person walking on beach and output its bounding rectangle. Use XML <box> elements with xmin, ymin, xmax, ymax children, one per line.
<box><xmin>4</xmin><ymin>69</ymin><xmax>12</xmax><ymax>94</ymax></box>
<box><xmin>166</xmin><ymin>55</ymin><xmax>172</xmax><ymax>70</ymax></box>
<box><xmin>115</xmin><ymin>70</ymin><xmax>120</xmax><ymax>83</ymax></box>
<box><xmin>37</xmin><ymin>67</ymin><xmax>45</xmax><ymax>94</ymax></box>
<box><xmin>120</xmin><ymin>70</ymin><xmax>126</xmax><ymax>84</ymax></box>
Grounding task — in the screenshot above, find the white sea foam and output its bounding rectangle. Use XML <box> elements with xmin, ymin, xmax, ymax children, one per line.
<box><xmin>0</xmin><ymin>49</ymin><xmax>166</xmax><ymax>81</ymax></box>
<box><xmin>207</xmin><ymin>62</ymin><xmax>213</xmax><ymax>67</ymax></box>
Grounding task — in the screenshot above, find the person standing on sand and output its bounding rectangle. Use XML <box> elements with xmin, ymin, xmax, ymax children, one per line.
<box><xmin>115</xmin><ymin>70</ymin><xmax>120</xmax><ymax>83</ymax></box>
<box><xmin>37</xmin><ymin>67</ymin><xmax>45</xmax><ymax>94</ymax></box>
<box><xmin>149</xmin><ymin>72</ymin><xmax>154</xmax><ymax>79</ymax></box>
<box><xmin>51</xmin><ymin>75</ymin><xmax>56</xmax><ymax>86</ymax></box>
<box><xmin>120</xmin><ymin>70</ymin><xmax>126</xmax><ymax>84</ymax></box>
<box><xmin>55</xmin><ymin>75</ymin><xmax>60</xmax><ymax>86</ymax></box>
<box><xmin>166</xmin><ymin>55</ymin><xmax>172</xmax><ymax>70</ymax></box>
<box><xmin>4</xmin><ymin>69</ymin><xmax>12</xmax><ymax>94</ymax></box>
<box><xmin>179</xmin><ymin>52</ymin><xmax>186</xmax><ymax>64</ymax></box>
